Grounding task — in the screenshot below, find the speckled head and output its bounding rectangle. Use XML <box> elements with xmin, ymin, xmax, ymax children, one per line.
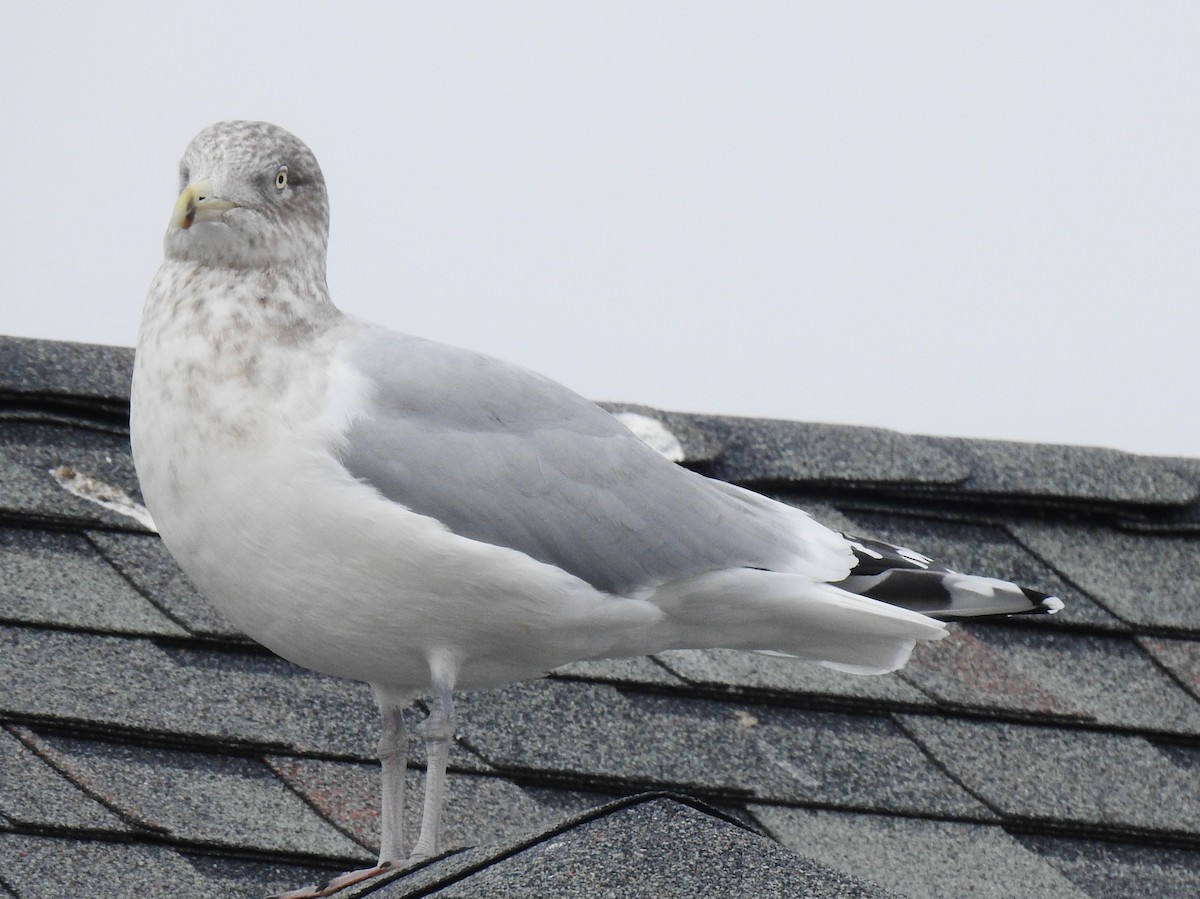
<box><xmin>166</xmin><ymin>121</ymin><xmax>330</xmax><ymax>270</ymax></box>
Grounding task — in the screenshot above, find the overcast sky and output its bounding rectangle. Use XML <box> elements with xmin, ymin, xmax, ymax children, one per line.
<box><xmin>3</xmin><ymin>3</ymin><xmax>1197</xmax><ymax>457</ymax></box>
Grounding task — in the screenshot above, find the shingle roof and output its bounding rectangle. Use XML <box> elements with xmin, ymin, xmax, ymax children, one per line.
<box><xmin>2</xmin><ymin>334</ymin><xmax>1198</xmax><ymax>898</ymax></box>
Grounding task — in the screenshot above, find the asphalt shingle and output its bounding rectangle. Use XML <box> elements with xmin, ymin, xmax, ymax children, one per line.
<box><xmin>371</xmin><ymin>797</ymin><xmax>903</xmax><ymax>899</ymax></box>
<box><xmin>457</xmin><ymin>679</ymin><xmax>991</xmax><ymax>818</ymax></box>
<box><xmin>0</xmin><ymin>626</ymin><xmax>378</xmax><ymax>756</ymax></box>
<box><xmin>1017</xmin><ymin>834</ymin><xmax>1200</xmax><ymax>899</ymax></box>
<box><xmin>0</xmin><ymin>336</ymin><xmax>132</xmax><ymax>407</ymax></box>
<box><xmin>0</xmin><ymin>728</ymin><xmax>131</xmax><ymax>834</ymax></box>
<box><xmin>84</xmin><ymin>530</ymin><xmax>241</xmax><ymax>638</ymax></box>
<box><xmin>266</xmin><ymin>757</ymin><xmax>604</xmax><ymax>856</ymax></box>
<box><xmin>755</xmin><ymin>806</ymin><xmax>1089</xmax><ymax>899</ymax></box>
<box><xmin>0</xmin><ymin>833</ymin><xmax>329</xmax><ymax>899</ymax></box>
<box><xmin>1138</xmin><ymin>636</ymin><xmax>1200</xmax><ymax>701</ymax></box>
<box><xmin>0</xmin><ymin>422</ymin><xmax>144</xmax><ymax>529</ymax></box>
<box><xmin>691</xmin><ymin>416</ymin><xmax>969</xmax><ymax>486</ymax></box>
<box><xmin>23</xmin><ymin>730</ymin><xmax>366</xmax><ymax>860</ymax></box>
<box><xmin>549</xmin><ymin>655</ymin><xmax>688</xmax><ymax>688</ymax></box>
<box><xmin>0</xmin><ymin>835</ymin><xmax>220</xmax><ymax>899</ymax></box>
<box><xmin>927</xmin><ymin>437</ymin><xmax>1199</xmax><ymax>507</ymax></box>
<box><xmin>901</xmin><ymin>716</ymin><xmax>1200</xmax><ymax>837</ymax></box>
<box><xmin>901</xmin><ymin>625</ymin><xmax>1200</xmax><ymax>734</ymax></box>
<box><xmin>1011</xmin><ymin>521</ymin><xmax>1200</xmax><ymax>631</ymax></box>
<box><xmin>5</xmin><ymin>335</ymin><xmax>1200</xmax><ymax>897</ymax></box>
<box><xmin>0</xmin><ymin>527</ymin><xmax>185</xmax><ymax>637</ymax></box>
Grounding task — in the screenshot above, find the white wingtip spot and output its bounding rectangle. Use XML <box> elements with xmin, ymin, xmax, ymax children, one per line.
<box><xmin>845</xmin><ymin>538</ymin><xmax>884</xmax><ymax>561</ymax></box>
<box><xmin>612</xmin><ymin>412</ymin><xmax>685</xmax><ymax>462</ymax></box>
<box><xmin>894</xmin><ymin>546</ymin><xmax>934</xmax><ymax>569</ymax></box>
<box><xmin>945</xmin><ymin>574</ymin><xmax>1002</xmax><ymax>599</ymax></box>
<box><xmin>50</xmin><ymin>466</ymin><xmax>158</xmax><ymax>532</ymax></box>
<box><xmin>1042</xmin><ymin>596</ymin><xmax>1065</xmax><ymax>614</ymax></box>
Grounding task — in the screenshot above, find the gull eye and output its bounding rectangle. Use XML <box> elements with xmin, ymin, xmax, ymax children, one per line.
<box><xmin>274</xmin><ymin>167</ymin><xmax>288</xmax><ymax>191</ymax></box>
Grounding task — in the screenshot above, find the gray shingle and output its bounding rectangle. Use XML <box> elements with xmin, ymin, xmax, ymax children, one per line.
<box><xmin>692</xmin><ymin>416</ymin><xmax>969</xmax><ymax>485</ymax></box>
<box><xmin>1017</xmin><ymin>834</ymin><xmax>1200</xmax><ymax>899</ymax></box>
<box><xmin>1138</xmin><ymin>637</ymin><xmax>1200</xmax><ymax>701</ymax></box>
<box><xmin>755</xmin><ymin>806</ymin><xmax>1089</xmax><ymax>899</ymax></box>
<box><xmin>927</xmin><ymin>437</ymin><xmax>1198</xmax><ymax>507</ymax></box>
<box><xmin>899</xmin><ymin>627</ymin><xmax>1083</xmax><ymax>719</ymax></box>
<box><xmin>0</xmin><ymin>422</ymin><xmax>144</xmax><ymax>529</ymax></box>
<box><xmin>0</xmin><ymin>626</ymin><xmax>379</xmax><ymax>757</ymax></box>
<box><xmin>1011</xmin><ymin>521</ymin><xmax>1200</xmax><ymax>631</ymax></box>
<box><xmin>266</xmin><ymin>757</ymin><xmax>604</xmax><ymax>856</ymax></box>
<box><xmin>370</xmin><ymin>798</ymin><xmax>903</xmax><ymax>898</ymax></box>
<box><xmin>333</xmin><ymin>847</ymin><xmax>497</xmax><ymax>898</ymax></box>
<box><xmin>901</xmin><ymin>625</ymin><xmax>1200</xmax><ymax>735</ymax></box>
<box><xmin>550</xmin><ymin>655</ymin><xmax>687</xmax><ymax>687</ymax></box>
<box><xmin>0</xmin><ymin>527</ymin><xmax>186</xmax><ymax>637</ymax></box>
<box><xmin>25</xmin><ymin>730</ymin><xmax>367</xmax><ymax>860</ymax></box>
<box><xmin>0</xmin><ymin>336</ymin><xmax>133</xmax><ymax>406</ymax></box>
<box><xmin>1158</xmin><ymin>457</ymin><xmax>1200</xmax><ymax>528</ymax></box>
<box><xmin>85</xmin><ymin>530</ymin><xmax>241</xmax><ymax>638</ymax></box>
<box><xmin>901</xmin><ymin>716</ymin><xmax>1200</xmax><ymax>836</ymax></box>
<box><xmin>6</xmin><ymin>333</ymin><xmax>1200</xmax><ymax>899</ymax></box>
<box><xmin>780</xmin><ymin>500</ymin><xmax>862</xmax><ymax>535</ymax></box>
<box><xmin>0</xmin><ymin>834</ymin><xmax>216</xmax><ymax>898</ymax></box>
<box><xmin>457</xmin><ymin>679</ymin><xmax>991</xmax><ymax>818</ymax></box>
<box><xmin>0</xmin><ymin>728</ymin><xmax>131</xmax><ymax>834</ymax></box>
<box><xmin>0</xmin><ymin>833</ymin><xmax>330</xmax><ymax>899</ymax></box>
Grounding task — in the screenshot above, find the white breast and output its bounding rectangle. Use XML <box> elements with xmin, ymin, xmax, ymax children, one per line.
<box><xmin>131</xmin><ymin>283</ymin><xmax>662</xmax><ymax>689</ymax></box>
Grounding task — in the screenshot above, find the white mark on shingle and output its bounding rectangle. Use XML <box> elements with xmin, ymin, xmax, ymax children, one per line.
<box><xmin>733</xmin><ymin>710</ymin><xmax>759</xmax><ymax>729</ymax></box>
<box><xmin>754</xmin><ymin>738</ymin><xmax>820</xmax><ymax>788</ymax></box>
<box><xmin>49</xmin><ymin>466</ymin><xmax>158</xmax><ymax>532</ymax></box>
<box><xmin>612</xmin><ymin>412</ymin><xmax>685</xmax><ymax>462</ymax></box>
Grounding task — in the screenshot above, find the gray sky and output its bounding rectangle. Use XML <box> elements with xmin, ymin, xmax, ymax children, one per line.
<box><xmin>4</xmin><ymin>3</ymin><xmax>1197</xmax><ymax>457</ymax></box>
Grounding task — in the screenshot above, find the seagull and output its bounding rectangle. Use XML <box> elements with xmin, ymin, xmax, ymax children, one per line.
<box><xmin>130</xmin><ymin>121</ymin><xmax>1062</xmax><ymax>897</ymax></box>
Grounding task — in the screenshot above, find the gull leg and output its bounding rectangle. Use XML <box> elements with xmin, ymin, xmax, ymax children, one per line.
<box><xmin>410</xmin><ymin>682</ymin><xmax>455</xmax><ymax>860</ymax></box>
<box><xmin>375</xmin><ymin>692</ymin><xmax>409</xmax><ymax>865</ymax></box>
<box><xmin>266</xmin><ymin>688</ymin><xmax>411</xmax><ymax>898</ymax></box>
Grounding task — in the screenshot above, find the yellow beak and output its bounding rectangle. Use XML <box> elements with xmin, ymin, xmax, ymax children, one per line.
<box><xmin>172</xmin><ymin>180</ymin><xmax>238</xmax><ymax>230</ymax></box>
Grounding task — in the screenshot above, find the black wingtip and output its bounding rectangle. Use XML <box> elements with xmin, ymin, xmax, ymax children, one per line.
<box><xmin>1019</xmin><ymin>587</ymin><xmax>1065</xmax><ymax>615</ymax></box>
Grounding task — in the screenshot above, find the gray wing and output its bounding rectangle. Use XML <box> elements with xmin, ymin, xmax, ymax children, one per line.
<box><xmin>338</xmin><ymin>327</ymin><xmax>843</xmax><ymax>594</ymax></box>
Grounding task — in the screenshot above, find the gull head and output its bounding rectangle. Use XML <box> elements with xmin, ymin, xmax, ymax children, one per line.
<box><xmin>165</xmin><ymin>121</ymin><xmax>330</xmax><ymax>270</ymax></box>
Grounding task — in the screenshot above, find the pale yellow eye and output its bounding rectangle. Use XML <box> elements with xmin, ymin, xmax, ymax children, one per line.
<box><xmin>274</xmin><ymin>167</ymin><xmax>288</xmax><ymax>191</ymax></box>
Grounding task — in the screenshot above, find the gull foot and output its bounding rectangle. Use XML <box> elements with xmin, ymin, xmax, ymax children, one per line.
<box><xmin>268</xmin><ymin>863</ymin><xmax>393</xmax><ymax>898</ymax></box>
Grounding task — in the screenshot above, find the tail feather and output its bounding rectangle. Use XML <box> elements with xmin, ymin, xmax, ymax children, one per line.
<box><xmin>644</xmin><ymin>531</ymin><xmax>1061</xmax><ymax>679</ymax></box>
<box><xmin>836</xmin><ymin>533</ymin><xmax>1064</xmax><ymax>619</ymax></box>
<box><xmin>651</xmin><ymin>570</ymin><xmax>947</xmax><ymax>676</ymax></box>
